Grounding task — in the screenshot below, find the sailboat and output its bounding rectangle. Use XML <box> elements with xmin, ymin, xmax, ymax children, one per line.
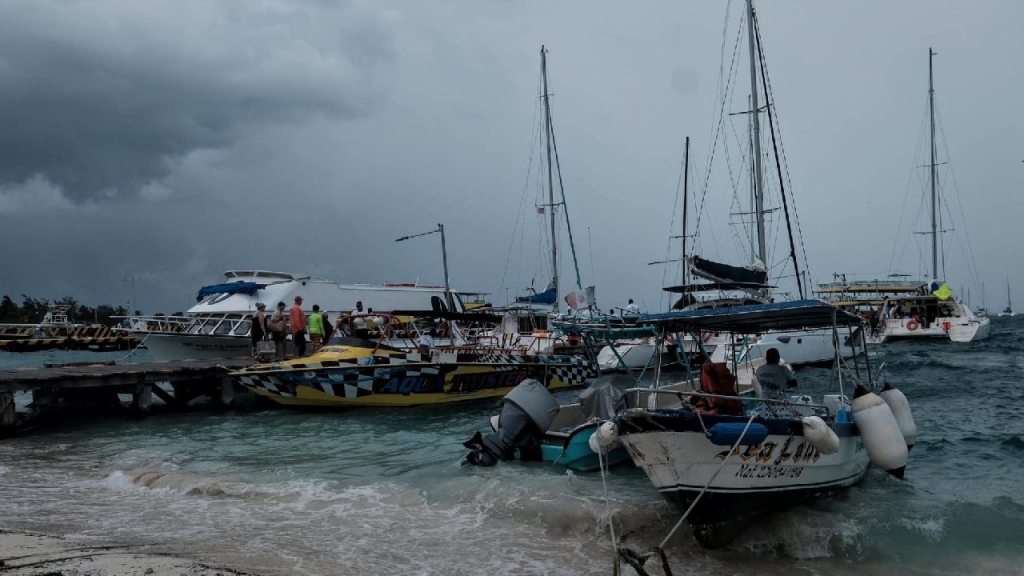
<box><xmin>999</xmin><ymin>279</ymin><xmax>1015</xmax><ymax>317</ymax></box>
<box><xmin>496</xmin><ymin>46</ymin><xmax>598</xmax><ymax>354</ymax></box>
<box><xmin>660</xmin><ymin>1</ymin><xmax>853</xmax><ymax>367</ymax></box>
<box><xmin>872</xmin><ymin>49</ymin><xmax>991</xmax><ymax>343</ymax></box>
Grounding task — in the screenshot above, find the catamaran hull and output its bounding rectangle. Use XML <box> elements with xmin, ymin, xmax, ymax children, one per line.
<box><xmin>234</xmin><ymin>352</ymin><xmax>595</xmax><ymax>407</ymax></box>
<box><xmin>616</xmin><ymin>411</ymin><xmax>869</xmax><ymax>547</ymax></box>
<box><xmin>874</xmin><ymin>315</ymin><xmax>991</xmax><ymax>343</ymax></box>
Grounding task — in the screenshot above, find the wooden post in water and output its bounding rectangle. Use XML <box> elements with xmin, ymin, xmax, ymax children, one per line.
<box><xmin>0</xmin><ymin>390</ymin><xmax>14</xmax><ymax>428</ymax></box>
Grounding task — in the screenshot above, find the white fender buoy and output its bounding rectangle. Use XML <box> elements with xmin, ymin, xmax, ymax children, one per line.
<box><xmin>588</xmin><ymin>421</ymin><xmax>620</xmax><ymax>454</ymax></box>
<box><xmin>879</xmin><ymin>382</ymin><xmax>918</xmax><ymax>451</ymax></box>
<box><xmin>852</xmin><ymin>384</ymin><xmax>908</xmax><ymax>479</ymax></box>
<box><xmin>802</xmin><ymin>416</ymin><xmax>840</xmax><ymax>454</ymax></box>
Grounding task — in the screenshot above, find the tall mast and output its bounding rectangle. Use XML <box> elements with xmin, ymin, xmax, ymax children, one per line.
<box><xmin>541</xmin><ymin>45</ymin><xmax>559</xmax><ymax>313</ymax></box>
<box><xmin>746</xmin><ymin>0</ymin><xmax>766</xmax><ymax>266</ymax></box>
<box><xmin>681</xmin><ymin>136</ymin><xmax>690</xmax><ymax>286</ymax></box>
<box><xmin>929</xmin><ymin>47</ymin><xmax>938</xmax><ymax>280</ymax></box>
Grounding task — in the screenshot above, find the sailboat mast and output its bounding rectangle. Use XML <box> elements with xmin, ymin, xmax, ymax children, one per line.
<box><xmin>746</xmin><ymin>0</ymin><xmax>766</xmax><ymax>266</ymax></box>
<box><xmin>929</xmin><ymin>47</ymin><xmax>939</xmax><ymax>280</ymax></box>
<box><xmin>682</xmin><ymin>136</ymin><xmax>690</xmax><ymax>286</ymax></box>
<box><xmin>541</xmin><ymin>46</ymin><xmax>559</xmax><ymax>312</ymax></box>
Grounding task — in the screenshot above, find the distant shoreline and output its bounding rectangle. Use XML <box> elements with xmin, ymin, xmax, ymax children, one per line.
<box><xmin>0</xmin><ymin>530</ymin><xmax>255</xmax><ymax>575</ymax></box>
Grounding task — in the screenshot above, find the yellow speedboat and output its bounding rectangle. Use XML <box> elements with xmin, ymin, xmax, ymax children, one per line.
<box><xmin>230</xmin><ymin>338</ymin><xmax>595</xmax><ymax>407</ymax></box>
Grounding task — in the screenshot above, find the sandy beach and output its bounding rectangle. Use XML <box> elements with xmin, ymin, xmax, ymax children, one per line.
<box><xmin>0</xmin><ymin>531</ymin><xmax>252</xmax><ymax>576</ymax></box>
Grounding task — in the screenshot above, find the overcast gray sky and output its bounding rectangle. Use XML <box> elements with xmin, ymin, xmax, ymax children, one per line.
<box><xmin>1</xmin><ymin>0</ymin><xmax>1021</xmax><ymax>315</ymax></box>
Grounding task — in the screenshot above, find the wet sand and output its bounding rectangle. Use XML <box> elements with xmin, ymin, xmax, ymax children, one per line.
<box><xmin>0</xmin><ymin>531</ymin><xmax>253</xmax><ymax>576</ymax></box>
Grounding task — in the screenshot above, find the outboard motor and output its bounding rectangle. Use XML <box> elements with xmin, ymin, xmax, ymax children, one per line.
<box><xmin>463</xmin><ymin>379</ymin><xmax>560</xmax><ymax>466</ymax></box>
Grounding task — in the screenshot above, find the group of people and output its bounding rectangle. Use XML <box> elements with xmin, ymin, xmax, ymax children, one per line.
<box><xmin>251</xmin><ymin>296</ymin><xmax>378</xmax><ymax>359</ymax></box>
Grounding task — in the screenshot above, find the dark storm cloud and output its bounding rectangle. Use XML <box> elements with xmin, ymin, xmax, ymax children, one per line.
<box><xmin>0</xmin><ymin>0</ymin><xmax>396</xmax><ymax>202</ymax></box>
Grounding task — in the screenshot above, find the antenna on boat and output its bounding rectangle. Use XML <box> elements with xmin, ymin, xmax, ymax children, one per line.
<box><xmin>396</xmin><ymin>224</ymin><xmax>453</xmax><ymax>310</ymax></box>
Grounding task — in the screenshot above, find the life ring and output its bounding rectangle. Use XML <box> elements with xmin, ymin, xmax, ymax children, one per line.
<box><xmin>906</xmin><ymin>319</ymin><xmax>919</xmax><ymax>331</ymax></box>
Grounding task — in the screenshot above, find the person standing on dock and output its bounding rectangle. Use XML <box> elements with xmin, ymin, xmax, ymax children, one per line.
<box><xmin>251</xmin><ymin>302</ymin><xmax>267</xmax><ymax>358</ymax></box>
<box><xmin>269</xmin><ymin>302</ymin><xmax>287</xmax><ymax>359</ymax></box>
<box><xmin>309</xmin><ymin>305</ymin><xmax>324</xmax><ymax>353</ymax></box>
<box><xmin>290</xmin><ymin>296</ymin><xmax>307</xmax><ymax>358</ymax></box>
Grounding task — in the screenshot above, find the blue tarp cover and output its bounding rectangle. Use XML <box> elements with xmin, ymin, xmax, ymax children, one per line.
<box><xmin>516</xmin><ymin>287</ymin><xmax>557</xmax><ymax>305</ymax></box>
<box><xmin>196</xmin><ymin>281</ymin><xmax>266</xmax><ymax>301</ymax></box>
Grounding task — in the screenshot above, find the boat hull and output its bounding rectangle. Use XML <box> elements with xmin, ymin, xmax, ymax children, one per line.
<box><xmin>233</xmin><ymin>351</ymin><xmax>595</xmax><ymax>407</ymax></box>
<box><xmin>616</xmin><ymin>409</ymin><xmax>869</xmax><ymax>547</ymax></box>
<box><xmin>710</xmin><ymin>327</ymin><xmax>855</xmax><ymax>367</ymax></box>
<box><xmin>141</xmin><ymin>332</ymin><xmax>251</xmax><ymax>360</ymax></box>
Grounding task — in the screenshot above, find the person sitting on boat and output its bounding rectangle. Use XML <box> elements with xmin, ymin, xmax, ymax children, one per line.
<box><xmin>754</xmin><ymin>347</ymin><xmax>797</xmax><ymax>401</ymax></box>
<box><xmin>624</xmin><ymin>299</ymin><xmax>640</xmax><ymax>316</ymax></box>
<box><xmin>417</xmin><ymin>330</ymin><xmax>434</xmax><ymax>355</ymax></box>
<box><xmin>350</xmin><ymin>301</ymin><xmax>369</xmax><ymax>339</ymax></box>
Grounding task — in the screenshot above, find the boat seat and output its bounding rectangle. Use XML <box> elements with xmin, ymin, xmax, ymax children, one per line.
<box><xmin>690</xmin><ymin>362</ymin><xmax>744</xmax><ymax>416</ymax></box>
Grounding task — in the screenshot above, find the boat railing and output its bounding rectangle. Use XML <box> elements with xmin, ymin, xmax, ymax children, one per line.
<box><xmin>112</xmin><ymin>314</ymin><xmax>192</xmax><ymax>333</ymax></box>
<box><xmin>623</xmin><ymin>387</ymin><xmax>834</xmax><ymax>417</ymax></box>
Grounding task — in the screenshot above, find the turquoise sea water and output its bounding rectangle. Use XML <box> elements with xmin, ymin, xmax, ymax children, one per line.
<box><xmin>0</xmin><ymin>320</ymin><xmax>1022</xmax><ymax>575</ymax></box>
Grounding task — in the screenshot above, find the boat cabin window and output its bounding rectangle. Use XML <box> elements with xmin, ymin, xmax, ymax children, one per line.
<box><xmin>233</xmin><ymin>315</ymin><xmax>253</xmax><ymax>336</ymax></box>
<box><xmin>518</xmin><ymin>314</ymin><xmax>548</xmax><ymax>333</ymax></box>
<box><xmin>200</xmin><ymin>317</ymin><xmax>220</xmax><ymax>334</ymax></box>
<box><xmin>185</xmin><ymin>316</ymin><xmax>207</xmax><ymax>334</ymax></box>
<box><xmin>214</xmin><ymin>314</ymin><xmax>242</xmax><ymax>335</ymax></box>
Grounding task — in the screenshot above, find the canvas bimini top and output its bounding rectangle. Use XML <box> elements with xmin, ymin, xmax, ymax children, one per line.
<box><xmin>636</xmin><ymin>299</ymin><xmax>863</xmax><ymax>334</ymax></box>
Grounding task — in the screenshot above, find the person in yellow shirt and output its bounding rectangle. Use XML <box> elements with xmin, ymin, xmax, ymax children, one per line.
<box><xmin>309</xmin><ymin>304</ymin><xmax>325</xmax><ymax>353</ymax></box>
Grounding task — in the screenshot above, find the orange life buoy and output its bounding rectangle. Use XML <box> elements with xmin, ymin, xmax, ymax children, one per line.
<box><xmin>906</xmin><ymin>319</ymin><xmax>919</xmax><ymax>331</ymax></box>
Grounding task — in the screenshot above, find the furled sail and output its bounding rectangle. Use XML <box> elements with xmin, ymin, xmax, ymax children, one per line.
<box><xmin>689</xmin><ymin>255</ymin><xmax>768</xmax><ymax>287</ymax></box>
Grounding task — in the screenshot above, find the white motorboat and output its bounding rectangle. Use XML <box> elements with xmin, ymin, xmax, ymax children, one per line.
<box><xmin>613</xmin><ymin>299</ymin><xmax>912</xmax><ymax>549</ymax></box>
<box><xmin>132</xmin><ymin>271</ymin><xmax>471</xmax><ymax>360</ymax></box>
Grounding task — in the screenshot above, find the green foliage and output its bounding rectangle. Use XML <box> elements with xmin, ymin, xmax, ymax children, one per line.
<box><xmin>0</xmin><ymin>294</ymin><xmax>128</xmax><ymax>326</ymax></box>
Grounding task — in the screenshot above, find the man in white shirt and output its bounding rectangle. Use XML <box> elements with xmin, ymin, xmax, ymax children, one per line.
<box><xmin>754</xmin><ymin>347</ymin><xmax>798</xmax><ymax>400</ymax></box>
<box><xmin>624</xmin><ymin>299</ymin><xmax>640</xmax><ymax>315</ymax></box>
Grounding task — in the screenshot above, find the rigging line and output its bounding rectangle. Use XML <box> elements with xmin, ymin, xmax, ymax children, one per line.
<box><xmin>694</xmin><ymin>11</ymin><xmax>745</xmax><ymax>259</ymax></box>
<box><xmin>888</xmin><ymin>102</ymin><xmax>931</xmax><ymax>274</ymax></box>
<box><xmin>545</xmin><ymin>105</ymin><xmax>583</xmax><ymax>290</ymax></box>
<box><xmin>723</xmin><ymin>113</ymin><xmax>755</xmax><ymax>259</ymax></box>
<box><xmin>935</xmin><ymin>107</ymin><xmax>983</xmax><ymax>285</ymax></box>
<box><xmin>499</xmin><ymin>79</ymin><xmax>544</xmax><ymax>300</ymax></box>
<box><xmin>753</xmin><ymin>10</ymin><xmax>803</xmax><ymax>298</ymax></box>
<box><xmin>892</xmin><ymin>100</ymin><xmax>933</xmax><ymax>272</ymax></box>
<box><xmin>751</xmin><ymin>29</ymin><xmax>811</xmax><ymax>294</ymax></box>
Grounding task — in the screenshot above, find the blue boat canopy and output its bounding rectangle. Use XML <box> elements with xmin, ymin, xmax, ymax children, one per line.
<box><xmin>637</xmin><ymin>299</ymin><xmax>862</xmax><ymax>333</ymax></box>
<box><xmin>196</xmin><ymin>281</ymin><xmax>266</xmax><ymax>301</ymax></box>
<box><xmin>516</xmin><ymin>287</ymin><xmax>557</xmax><ymax>305</ymax></box>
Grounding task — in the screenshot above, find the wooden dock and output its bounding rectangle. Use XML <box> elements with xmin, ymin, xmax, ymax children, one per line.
<box><xmin>0</xmin><ymin>357</ymin><xmax>257</xmax><ymax>429</ymax></box>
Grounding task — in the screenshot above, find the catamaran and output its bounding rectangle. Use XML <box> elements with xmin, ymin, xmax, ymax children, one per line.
<box><xmin>870</xmin><ymin>49</ymin><xmax>990</xmax><ymax>343</ymax></box>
